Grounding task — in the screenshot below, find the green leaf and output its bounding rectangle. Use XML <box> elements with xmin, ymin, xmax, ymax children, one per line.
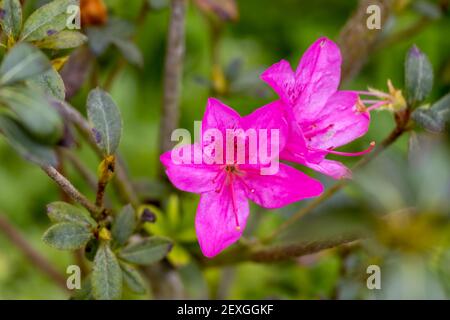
<box><xmin>86</xmin><ymin>18</ymin><xmax>134</xmax><ymax>55</ymax></box>
<box><xmin>87</xmin><ymin>88</ymin><xmax>122</xmax><ymax>155</ymax></box>
<box><xmin>119</xmin><ymin>237</ymin><xmax>173</xmax><ymax>265</ymax></box>
<box><xmin>70</xmin><ymin>276</ymin><xmax>93</xmax><ymax>300</ymax></box>
<box><xmin>412</xmin><ymin>108</ymin><xmax>444</xmax><ymax>133</ymax></box>
<box><xmin>431</xmin><ymin>92</ymin><xmax>450</xmax><ymax>121</ymax></box>
<box><xmin>46</xmin><ymin>201</ymin><xmax>97</xmax><ymax>228</ymax></box>
<box><xmin>27</xmin><ymin>67</ymin><xmax>65</xmax><ymax>100</ymax></box>
<box><xmin>34</xmin><ymin>30</ymin><xmax>87</xmax><ymax>50</ymax></box>
<box><xmin>20</xmin><ymin>0</ymin><xmax>78</xmax><ymax>42</ymax></box>
<box><xmin>42</xmin><ymin>222</ymin><xmax>92</xmax><ymax>250</ymax></box>
<box><xmin>412</xmin><ymin>93</ymin><xmax>450</xmax><ymax>133</ymax></box>
<box><xmin>0</xmin><ymin>113</ymin><xmax>57</xmax><ymax>166</ymax></box>
<box><xmin>92</xmin><ymin>242</ymin><xmax>123</xmax><ymax>300</ymax></box>
<box><xmin>0</xmin><ymin>85</ymin><xmax>63</xmax><ymax>143</ymax></box>
<box><xmin>0</xmin><ymin>43</ymin><xmax>51</xmax><ymax>85</ymax></box>
<box><xmin>112</xmin><ymin>38</ymin><xmax>143</xmax><ymax>67</ymax></box>
<box><xmin>405</xmin><ymin>45</ymin><xmax>433</xmax><ymax>106</ymax></box>
<box><xmin>120</xmin><ymin>261</ymin><xmax>147</xmax><ymax>295</ymax></box>
<box><xmin>112</xmin><ymin>204</ymin><xmax>136</xmax><ymax>247</ymax></box>
<box><xmin>0</xmin><ymin>0</ymin><xmax>22</xmax><ymax>39</ymax></box>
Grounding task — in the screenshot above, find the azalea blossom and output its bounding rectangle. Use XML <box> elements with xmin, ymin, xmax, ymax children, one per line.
<box><xmin>160</xmin><ymin>98</ymin><xmax>323</xmax><ymax>257</ymax></box>
<box><xmin>261</xmin><ymin>37</ymin><xmax>375</xmax><ymax>179</ymax></box>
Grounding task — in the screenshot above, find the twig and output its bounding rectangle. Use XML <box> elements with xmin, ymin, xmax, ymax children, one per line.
<box><xmin>338</xmin><ymin>0</ymin><xmax>394</xmax><ymax>82</ymax></box>
<box><xmin>41</xmin><ymin>165</ymin><xmax>100</xmax><ymax>215</ymax></box>
<box><xmin>0</xmin><ymin>213</ymin><xmax>68</xmax><ymax>290</ymax></box>
<box><xmin>159</xmin><ymin>0</ymin><xmax>186</xmax><ymax>153</ymax></box>
<box><xmin>202</xmin><ymin>236</ymin><xmax>360</xmax><ymax>267</ymax></box>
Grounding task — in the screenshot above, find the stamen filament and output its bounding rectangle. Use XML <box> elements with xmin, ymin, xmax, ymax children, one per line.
<box><xmin>228</xmin><ymin>174</ymin><xmax>240</xmax><ymax>230</ymax></box>
<box><xmin>325</xmin><ymin>141</ymin><xmax>375</xmax><ymax>157</ymax></box>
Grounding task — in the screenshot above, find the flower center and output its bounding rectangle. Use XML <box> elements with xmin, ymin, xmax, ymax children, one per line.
<box><xmin>211</xmin><ymin>164</ymin><xmax>256</xmax><ymax>231</ymax></box>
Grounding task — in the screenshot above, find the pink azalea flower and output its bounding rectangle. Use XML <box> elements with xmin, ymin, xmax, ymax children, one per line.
<box><xmin>261</xmin><ymin>37</ymin><xmax>374</xmax><ymax>179</ymax></box>
<box><xmin>160</xmin><ymin>98</ymin><xmax>323</xmax><ymax>257</ymax></box>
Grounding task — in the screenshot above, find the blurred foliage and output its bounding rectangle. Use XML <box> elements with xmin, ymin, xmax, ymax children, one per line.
<box><xmin>0</xmin><ymin>0</ymin><xmax>449</xmax><ymax>299</ymax></box>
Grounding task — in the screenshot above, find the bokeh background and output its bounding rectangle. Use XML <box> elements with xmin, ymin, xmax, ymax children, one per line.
<box><xmin>0</xmin><ymin>0</ymin><xmax>449</xmax><ymax>299</ymax></box>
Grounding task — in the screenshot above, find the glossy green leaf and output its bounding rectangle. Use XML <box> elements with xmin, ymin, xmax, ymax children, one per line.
<box><xmin>405</xmin><ymin>45</ymin><xmax>433</xmax><ymax>106</ymax></box>
<box><xmin>92</xmin><ymin>242</ymin><xmax>123</xmax><ymax>300</ymax></box>
<box><xmin>87</xmin><ymin>88</ymin><xmax>122</xmax><ymax>155</ymax></box>
<box><xmin>0</xmin><ymin>43</ymin><xmax>51</xmax><ymax>85</ymax></box>
<box><xmin>0</xmin><ymin>85</ymin><xmax>63</xmax><ymax>143</ymax></box>
<box><xmin>119</xmin><ymin>237</ymin><xmax>173</xmax><ymax>265</ymax></box>
<box><xmin>27</xmin><ymin>67</ymin><xmax>65</xmax><ymax>100</ymax></box>
<box><xmin>120</xmin><ymin>261</ymin><xmax>147</xmax><ymax>295</ymax></box>
<box><xmin>0</xmin><ymin>0</ymin><xmax>22</xmax><ymax>39</ymax></box>
<box><xmin>46</xmin><ymin>201</ymin><xmax>97</xmax><ymax>228</ymax></box>
<box><xmin>34</xmin><ymin>30</ymin><xmax>87</xmax><ymax>50</ymax></box>
<box><xmin>20</xmin><ymin>0</ymin><xmax>78</xmax><ymax>42</ymax></box>
<box><xmin>0</xmin><ymin>113</ymin><xmax>57</xmax><ymax>166</ymax></box>
<box><xmin>112</xmin><ymin>204</ymin><xmax>136</xmax><ymax>247</ymax></box>
<box><xmin>42</xmin><ymin>222</ymin><xmax>92</xmax><ymax>250</ymax></box>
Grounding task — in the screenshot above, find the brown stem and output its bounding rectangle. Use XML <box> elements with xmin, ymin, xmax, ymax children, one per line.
<box><xmin>159</xmin><ymin>0</ymin><xmax>186</xmax><ymax>153</ymax></box>
<box><xmin>338</xmin><ymin>0</ymin><xmax>394</xmax><ymax>82</ymax></box>
<box><xmin>41</xmin><ymin>165</ymin><xmax>100</xmax><ymax>215</ymax></box>
<box><xmin>202</xmin><ymin>236</ymin><xmax>360</xmax><ymax>267</ymax></box>
<box><xmin>0</xmin><ymin>213</ymin><xmax>68</xmax><ymax>290</ymax></box>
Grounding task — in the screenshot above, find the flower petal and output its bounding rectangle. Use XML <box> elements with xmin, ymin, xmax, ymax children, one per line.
<box><xmin>202</xmin><ymin>98</ymin><xmax>241</xmax><ymax>134</ymax></box>
<box><xmin>294</xmin><ymin>37</ymin><xmax>342</xmax><ymax>121</ymax></box>
<box><xmin>240</xmin><ymin>163</ymin><xmax>324</xmax><ymax>208</ymax></box>
<box><xmin>260</xmin><ymin>59</ymin><xmax>298</xmax><ymax>105</ymax></box>
<box><xmin>302</xmin><ymin>158</ymin><xmax>351</xmax><ymax>179</ymax></box>
<box><xmin>305</xmin><ymin>91</ymin><xmax>370</xmax><ymax>150</ymax></box>
<box><xmin>240</xmin><ymin>100</ymin><xmax>289</xmax><ymax>162</ymax></box>
<box><xmin>160</xmin><ymin>144</ymin><xmax>219</xmax><ymax>193</ymax></box>
<box><xmin>195</xmin><ymin>186</ymin><xmax>249</xmax><ymax>258</ymax></box>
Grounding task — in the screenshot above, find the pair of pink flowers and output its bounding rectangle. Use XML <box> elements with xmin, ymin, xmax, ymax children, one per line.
<box><xmin>161</xmin><ymin>37</ymin><xmax>373</xmax><ymax>258</ymax></box>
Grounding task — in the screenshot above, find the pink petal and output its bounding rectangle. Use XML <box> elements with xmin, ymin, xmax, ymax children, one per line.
<box><xmin>240</xmin><ymin>100</ymin><xmax>289</xmax><ymax>162</ymax></box>
<box><xmin>240</xmin><ymin>163</ymin><xmax>323</xmax><ymax>208</ymax></box>
<box><xmin>202</xmin><ymin>98</ymin><xmax>241</xmax><ymax>134</ymax></box>
<box><xmin>294</xmin><ymin>37</ymin><xmax>342</xmax><ymax>121</ymax></box>
<box><xmin>260</xmin><ymin>59</ymin><xmax>298</xmax><ymax>105</ymax></box>
<box><xmin>302</xmin><ymin>159</ymin><xmax>351</xmax><ymax>180</ymax></box>
<box><xmin>160</xmin><ymin>144</ymin><xmax>219</xmax><ymax>193</ymax></box>
<box><xmin>195</xmin><ymin>186</ymin><xmax>249</xmax><ymax>258</ymax></box>
<box><xmin>305</xmin><ymin>91</ymin><xmax>370</xmax><ymax>150</ymax></box>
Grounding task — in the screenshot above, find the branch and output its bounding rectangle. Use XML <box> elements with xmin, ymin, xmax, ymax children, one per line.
<box><xmin>338</xmin><ymin>0</ymin><xmax>394</xmax><ymax>82</ymax></box>
<box><xmin>201</xmin><ymin>236</ymin><xmax>360</xmax><ymax>267</ymax></box>
<box><xmin>41</xmin><ymin>165</ymin><xmax>100</xmax><ymax>215</ymax></box>
<box><xmin>0</xmin><ymin>213</ymin><xmax>68</xmax><ymax>290</ymax></box>
<box><xmin>159</xmin><ymin>0</ymin><xmax>186</xmax><ymax>153</ymax></box>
